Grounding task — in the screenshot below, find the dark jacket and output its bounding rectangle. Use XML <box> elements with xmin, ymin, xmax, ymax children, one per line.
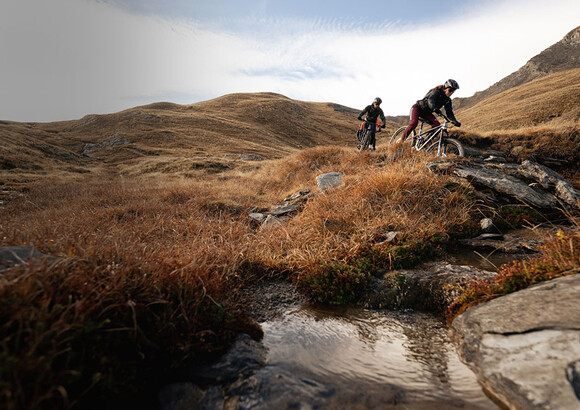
<box><xmin>357</xmin><ymin>105</ymin><xmax>386</xmax><ymax>126</ymax></box>
<box><xmin>417</xmin><ymin>88</ymin><xmax>457</xmax><ymax>122</ymax></box>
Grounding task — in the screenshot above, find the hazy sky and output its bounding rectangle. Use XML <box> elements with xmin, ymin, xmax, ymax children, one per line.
<box><xmin>1</xmin><ymin>0</ymin><xmax>579</xmax><ymax>122</ymax></box>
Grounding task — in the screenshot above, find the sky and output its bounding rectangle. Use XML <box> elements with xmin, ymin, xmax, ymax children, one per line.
<box><xmin>1</xmin><ymin>0</ymin><xmax>579</xmax><ymax>122</ymax></box>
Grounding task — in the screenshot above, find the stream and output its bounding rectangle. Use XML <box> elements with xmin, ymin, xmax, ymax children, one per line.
<box><xmin>247</xmin><ymin>304</ymin><xmax>498</xmax><ymax>409</ymax></box>
<box><xmin>166</xmin><ymin>278</ymin><xmax>501</xmax><ymax>409</ymax></box>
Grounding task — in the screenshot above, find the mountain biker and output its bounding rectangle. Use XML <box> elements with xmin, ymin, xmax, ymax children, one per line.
<box><xmin>399</xmin><ymin>79</ymin><xmax>461</xmax><ymax>143</ymax></box>
<box><xmin>357</xmin><ymin>97</ymin><xmax>386</xmax><ymax>150</ymax></box>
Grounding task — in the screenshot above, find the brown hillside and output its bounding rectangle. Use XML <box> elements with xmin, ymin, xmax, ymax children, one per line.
<box><xmin>458</xmin><ymin>68</ymin><xmax>580</xmax><ymax>132</ymax></box>
<box><xmin>453</xmin><ymin>68</ymin><xmax>580</xmax><ymax>171</ymax></box>
<box><xmin>0</xmin><ymin>93</ymin><xmax>399</xmax><ymax>190</ymax></box>
<box><xmin>456</xmin><ymin>25</ymin><xmax>580</xmax><ymax>109</ymax></box>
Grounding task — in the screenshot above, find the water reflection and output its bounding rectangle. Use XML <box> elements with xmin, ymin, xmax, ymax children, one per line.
<box><xmin>230</xmin><ymin>305</ymin><xmax>498</xmax><ymax>409</ymax></box>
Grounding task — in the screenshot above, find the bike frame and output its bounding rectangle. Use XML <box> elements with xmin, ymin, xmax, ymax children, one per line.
<box><xmin>412</xmin><ymin>117</ymin><xmax>449</xmax><ymax>155</ymax></box>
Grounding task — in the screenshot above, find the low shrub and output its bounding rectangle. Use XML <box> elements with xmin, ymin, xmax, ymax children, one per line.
<box><xmin>295</xmin><ymin>260</ymin><xmax>372</xmax><ymax>305</ymax></box>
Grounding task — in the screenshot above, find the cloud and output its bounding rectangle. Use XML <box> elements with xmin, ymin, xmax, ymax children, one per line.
<box><xmin>1</xmin><ymin>0</ymin><xmax>579</xmax><ymax>121</ymax></box>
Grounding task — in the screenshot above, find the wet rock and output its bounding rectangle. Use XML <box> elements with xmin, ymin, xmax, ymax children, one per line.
<box><xmin>458</xmin><ymin>232</ymin><xmax>541</xmax><ymax>254</ymax></box>
<box><xmin>453</xmin><ymin>274</ymin><xmax>580</xmax><ymax>410</ymax></box>
<box><xmin>316</xmin><ymin>172</ymin><xmax>344</xmax><ymax>192</ymax></box>
<box><xmin>363</xmin><ymin>262</ymin><xmax>497</xmax><ymax>312</ymax></box>
<box><xmin>158</xmin><ymin>382</ymin><xmax>205</xmax><ymax>410</ymax></box>
<box><xmin>187</xmin><ymin>333</ymin><xmax>267</xmax><ymax>386</ymax></box>
<box><xmin>0</xmin><ymin>246</ymin><xmax>48</xmax><ymax>272</ymax></box>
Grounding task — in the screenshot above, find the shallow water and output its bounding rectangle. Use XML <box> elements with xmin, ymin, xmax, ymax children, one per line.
<box><xmin>241</xmin><ymin>304</ymin><xmax>498</xmax><ymax>409</ymax></box>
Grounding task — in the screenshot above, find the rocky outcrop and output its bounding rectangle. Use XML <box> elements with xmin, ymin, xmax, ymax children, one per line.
<box><xmin>249</xmin><ymin>170</ymin><xmax>346</xmax><ymax>228</ymax></box>
<box><xmin>427</xmin><ymin>158</ymin><xmax>580</xmax><ymax>211</ymax></box>
<box><xmin>453</xmin><ymin>273</ymin><xmax>580</xmax><ymax>410</ymax></box>
<box><xmin>518</xmin><ymin>160</ymin><xmax>580</xmax><ymax>208</ymax></box>
<box><xmin>158</xmin><ymin>333</ymin><xmax>267</xmax><ymax>410</ymax></box>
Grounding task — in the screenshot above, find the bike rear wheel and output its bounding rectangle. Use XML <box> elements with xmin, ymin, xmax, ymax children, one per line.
<box><xmin>389</xmin><ymin>126</ymin><xmax>415</xmax><ymax>147</ymax></box>
<box><xmin>426</xmin><ymin>137</ymin><xmax>465</xmax><ymax>157</ymax></box>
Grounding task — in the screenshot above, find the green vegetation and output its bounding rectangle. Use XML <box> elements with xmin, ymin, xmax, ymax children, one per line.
<box><xmin>446</xmin><ymin>225</ymin><xmax>579</xmax><ymax>321</ymax></box>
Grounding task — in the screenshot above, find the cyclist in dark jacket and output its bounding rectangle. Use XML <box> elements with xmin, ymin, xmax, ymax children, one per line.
<box><xmin>357</xmin><ymin>97</ymin><xmax>386</xmax><ymax>150</ymax></box>
<box><xmin>400</xmin><ymin>79</ymin><xmax>461</xmax><ymax>142</ymax></box>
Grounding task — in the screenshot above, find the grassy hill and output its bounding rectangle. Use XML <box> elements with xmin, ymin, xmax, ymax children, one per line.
<box><xmin>458</xmin><ymin>68</ymin><xmax>580</xmax><ymax>132</ymax></box>
<box><xmin>0</xmin><ymin>92</ymin><xmax>400</xmax><ymax>193</ymax></box>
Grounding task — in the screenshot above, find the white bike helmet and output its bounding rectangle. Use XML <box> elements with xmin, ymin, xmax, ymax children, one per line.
<box><xmin>444</xmin><ymin>79</ymin><xmax>459</xmax><ymax>90</ymax></box>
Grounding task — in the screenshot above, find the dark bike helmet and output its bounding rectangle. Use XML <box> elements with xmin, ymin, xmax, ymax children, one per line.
<box><xmin>373</xmin><ymin>97</ymin><xmax>382</xmax><ymax>105</ymax></box>
<box><xmin>444</xmin><ymin>79</ymin><xmax>459</xmax><ymax>90</ymax></box>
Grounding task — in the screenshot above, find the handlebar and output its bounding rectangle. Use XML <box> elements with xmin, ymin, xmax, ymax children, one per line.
<box><xmin>360</xmin><ymin>119</ymin><xmax>385</xmax><ymax>128</ymax></box>
<box><xmin>436</xmin><ymin>112</ymin><xmax>460</xmax><ymax>127</ymax></box>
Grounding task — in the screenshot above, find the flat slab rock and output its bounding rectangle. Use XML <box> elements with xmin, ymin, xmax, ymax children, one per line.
<box><xmin>453</xmin><ymin>273</ymin><xmax>580</xmax><ymax>410</ymax></box>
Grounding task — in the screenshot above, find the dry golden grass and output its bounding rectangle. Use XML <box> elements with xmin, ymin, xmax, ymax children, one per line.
<box><xmin>0</xmin><ymin>142</ymin><xmax>481</xmax><ymax>408</ymax></box>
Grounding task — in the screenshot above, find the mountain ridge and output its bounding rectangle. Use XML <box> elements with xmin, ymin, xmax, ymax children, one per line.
<box><xmin>455</xmin><ymin>25</ymin><xmax>580</xmax><ymax>110</ymax></box>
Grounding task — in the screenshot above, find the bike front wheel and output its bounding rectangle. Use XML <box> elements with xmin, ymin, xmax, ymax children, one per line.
<box><xmin>358</xmin><ymin>129</ymin><xmax>371</xmax><ymax>151</ymax></box>
<box><xmin>426</xmin><ymin>137</ymin><xmax>465</xmax><ymax>157</ymax></box>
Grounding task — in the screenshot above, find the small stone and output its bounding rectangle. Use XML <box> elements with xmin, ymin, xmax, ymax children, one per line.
<box><xmin>480</xmin><ymin>218</ymin><xmax>496</xmax><ymax>233</ymax></box>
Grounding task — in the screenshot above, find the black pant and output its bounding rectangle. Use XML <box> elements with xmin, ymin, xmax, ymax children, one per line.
<box><xmin>367</xmin><ymin>122</ymin><xmax>377</xmax><ymax>147</ymax></box>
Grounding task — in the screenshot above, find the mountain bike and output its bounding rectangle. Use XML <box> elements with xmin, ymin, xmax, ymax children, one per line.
<box><xmin>357</xmin><ymin>120</ymin><xmax>383</xmax><ymax>151</ymax></box>
<box><xmin>389</xmin><ymin>114</ymin><xmax>465</xmax><ymax>156</ymax></box>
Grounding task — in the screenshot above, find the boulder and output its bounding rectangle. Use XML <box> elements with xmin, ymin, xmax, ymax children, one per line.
<box><xmin>316</xmin><ymin>172</ymin><xmax>344</xmax><ymax>192</ymax></box>
<box><xmin>453</xmin><ymin>273</ymin><xmax>580</xmax><ymax>410</ymax></box>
